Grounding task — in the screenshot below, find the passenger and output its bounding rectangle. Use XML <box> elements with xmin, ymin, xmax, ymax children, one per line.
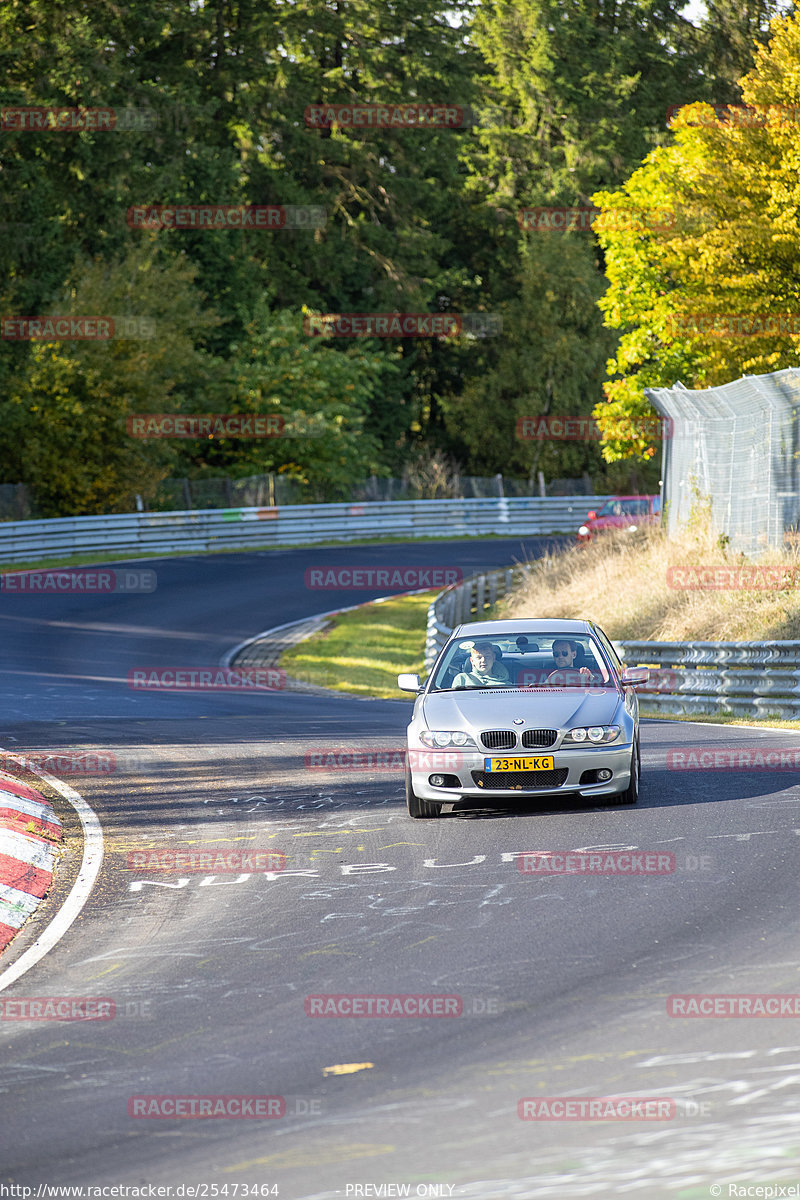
<box><xmin>452</xmin><ymin>641</ymin><xmax>511</xmax><ymax>689</ymax></box>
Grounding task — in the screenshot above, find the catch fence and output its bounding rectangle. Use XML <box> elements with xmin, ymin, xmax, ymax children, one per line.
<box><xmin>646</xmin><ymin>366</ymin><xmax>800</xmax><ymax>554</ymax></box>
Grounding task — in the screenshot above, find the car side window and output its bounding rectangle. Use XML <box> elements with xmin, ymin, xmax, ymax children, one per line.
<box><xmin>593</xmin><ymin>628</ymin><xmax>623</xmax><ymax>675</ymax></box>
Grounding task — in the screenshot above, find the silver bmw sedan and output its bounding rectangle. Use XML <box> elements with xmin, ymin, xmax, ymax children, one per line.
<box><xmin>397</xmin><ymin>618</ymin><xmax>648</xmax><ymax>818</ymax></box>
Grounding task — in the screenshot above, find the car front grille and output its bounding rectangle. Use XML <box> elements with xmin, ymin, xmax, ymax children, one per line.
<box><xmin>521</xmin><ymin>729</ymin><xmax>558</xmax><ymax>748</ymax></box>
<box><xmin>480</xmin><ymin>730</ymin><xmax>517</xmax><ymax>750</ymax></box>
<box><xmin>471</xmin><ymin>768</ymin><xmax>569</xmax><ymax>790</ymax></box>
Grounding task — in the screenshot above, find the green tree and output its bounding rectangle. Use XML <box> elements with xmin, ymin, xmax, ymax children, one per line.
<box><xmin>0</xmin><ymin>242</ymin><xmax>220</xmax><ymax>514</ymax></box>
<box><xmin>181</xmin><ymin>304</ymin><xmax>390</xmax><ymax>502</ymax></box>
<box><xmin>229</xmin><ymin>0</ymin><xmax>485</xmax><ymax>463</ymax></box>
<box><xmin>696</xmin><ymin>0</ymin><xmax>788</xmax><ymax>105</ymax></box>
<box><xmin>468</xmin><ymin>0</ymin><xmax>711</xmax><ymax>208</ymax></box>
<box><xmin>444</xmin><ymin>234</ymin><xmax>614</xmax><ymax>478</ymax></box>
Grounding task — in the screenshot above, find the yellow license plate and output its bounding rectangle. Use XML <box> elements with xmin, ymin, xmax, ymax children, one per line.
<box><xmin>485</xmin><ymin>756</ymin><xmax>554</xmax><ymax>772</ymax></box>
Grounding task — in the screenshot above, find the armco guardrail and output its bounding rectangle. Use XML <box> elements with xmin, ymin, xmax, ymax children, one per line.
<box><xmin>425</xmin><ymin>570</ymin><xmax>800</xmax><ymax>718</ymax></box>
<box><xmin>614</xmin><ymin>640</ymin><xmax>800</xmax><ymax>718</ymax></box>
<box><xmin>0</xmin><ymin>496</ymin><xmax>606</xmax><ymax>565</ymax></box>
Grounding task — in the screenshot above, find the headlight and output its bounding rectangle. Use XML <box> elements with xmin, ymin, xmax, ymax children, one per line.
<box><xmin>419</xmin><ymin>730</ymin><xmax>477</xmax><ymax>749</ymax></box>
<box><xmin>562</xmin><ymin>725</ymin><xmax>621</xmax><ymax>745</ymax></box>
<box><xmin>578</xmin><ymin>525</ymin><xmax>590</xmax><ymax>536</ymax></box>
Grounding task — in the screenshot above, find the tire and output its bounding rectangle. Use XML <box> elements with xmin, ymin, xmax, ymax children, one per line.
<box><xmin>405</xmin><ymin>764</ymin><xmax>441</xmax><ymax>819</ymax></box>
<box><xmin>617</xmin><ymin>738</ymin><xmax>640</xmax><ymax>805</ymax></box>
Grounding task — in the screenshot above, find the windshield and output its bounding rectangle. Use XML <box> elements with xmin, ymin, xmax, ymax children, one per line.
<box><xmin>430</xmin><ymin>633</ymin><xmax>616</xmax><ymax>692</ymax></box>
<box><xmin>596</xmin><ymin>498</ymin><xmax>651</xmax><ymax>517</ymax></box>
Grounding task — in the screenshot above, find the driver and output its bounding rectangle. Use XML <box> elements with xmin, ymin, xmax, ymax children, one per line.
<box><xmin>452</xmin><ymin>641</ymin><xmax>510</xmax><ymax>688</ymax></box>
<box><xmin>547</xmin><ymin>639</ymin><xmax>595</xmax><ymax>685</ymax></box>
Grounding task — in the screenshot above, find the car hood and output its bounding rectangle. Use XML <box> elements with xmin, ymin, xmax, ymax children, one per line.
<box><xmin>421</xmin><ymin>687</ymin><xmax>622</xmax><ymax>731</ymax></box>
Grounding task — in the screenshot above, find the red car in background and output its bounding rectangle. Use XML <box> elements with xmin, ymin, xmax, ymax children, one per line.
<box><xmin>577</xmin><ymin>495</ymin><xmax>662</xmax><ymax>543</ymax></box>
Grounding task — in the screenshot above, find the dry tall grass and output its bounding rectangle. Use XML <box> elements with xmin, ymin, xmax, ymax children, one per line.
<box><xmin>500</xmin><ymin>519</ymin><xmax>800</xmax><ymax>641</ymax></box>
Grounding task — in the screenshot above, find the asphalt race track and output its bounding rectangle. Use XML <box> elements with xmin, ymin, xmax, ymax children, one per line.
<box><xmin>2</xmin><ymin>537</ymin><xmax>800</xmax><ymax>1199</ymax></box>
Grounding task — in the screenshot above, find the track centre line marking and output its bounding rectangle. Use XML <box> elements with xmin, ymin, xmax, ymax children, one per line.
<box><xmin>0</xmin><ymin>751</ymin><xmax>104</xmax><ymax>992</ymax></box>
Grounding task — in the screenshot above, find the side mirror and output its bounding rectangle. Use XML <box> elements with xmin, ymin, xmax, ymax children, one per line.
<box><xmin>621</xmin><ymin>667</ymin><xmax>650</xmax><ymax>686</ymax></box>
<box><xmin>397</xmin><ymin>672</ymin><xmax>422</xmax><ymax>693</ymax></box>
<box><xmin>586</xmin><ymin>510</ymin><xmax>597</xmax><ymax>520</ymax></box>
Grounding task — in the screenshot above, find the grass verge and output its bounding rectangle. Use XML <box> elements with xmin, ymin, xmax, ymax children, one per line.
<box><xmin>278</xmin><ymin>590</ymin><xmax>434</xmax><ymax>699</ymax></box>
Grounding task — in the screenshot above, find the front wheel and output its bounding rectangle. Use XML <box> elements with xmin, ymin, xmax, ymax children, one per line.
<box><xmin>617</xmin><ymin>739</ymin><xmax>640</xmax><ymax>805</ymax></box>
<box><xmin>406</xmin><ymin>764</ymin><xmax>441</xmax><ymax>819</ymax></box>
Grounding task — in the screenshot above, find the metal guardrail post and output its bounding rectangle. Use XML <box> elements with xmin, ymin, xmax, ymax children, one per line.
<box><xmin>475</xmin><ymin>575</ymin><xmax>486</xmax><ymax>616</ymax></box>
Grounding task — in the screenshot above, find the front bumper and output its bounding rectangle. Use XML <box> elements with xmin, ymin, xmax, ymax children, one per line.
<box><xmin>407</xmin><ymin>742</ymin><xmax>633</xmax><ymax>801</ymax></box>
